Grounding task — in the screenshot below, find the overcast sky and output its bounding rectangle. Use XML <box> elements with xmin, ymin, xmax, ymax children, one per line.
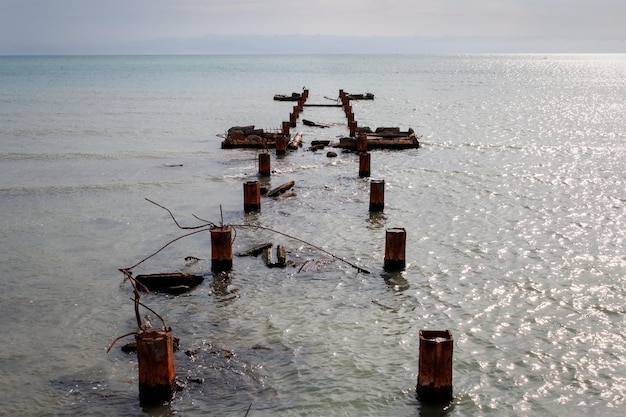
<box><xmin>1</xmin><ymin>0</ymin><xmax>624</xmax><ymax>54</ymax></box>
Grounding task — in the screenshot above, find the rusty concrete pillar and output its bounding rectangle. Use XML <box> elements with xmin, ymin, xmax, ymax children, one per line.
<box><xmin>136</xmin><ymin>328</ymin><xmax>176</xmax><ymax>405</ymax></box>
<box><xmin>258</xmin><ymin>153</ymin><xmax>271</xmax><ymax>176</ymax></box>
<box><xmin>417</xmin><ymin>329</ymin><xmax>453</xmax><ymax>404</ymax></box>
<box><xmin>356</xmin><ymin>131</ymin><xmax>368</xmax><ymax>153</ymax></box>
<box><xmin>369</xmin><ymin>179</ymin><xmax>385</xmax><ymax>212</ymax></box>
<box><xmin>384</xmin><ymin>227</ymin><xmax>406</xmax><ymax>271</ymax></box>
<box><xmin>359</xmin><ymin>152</ymin><xmax>371</xmax><ymax>178</ymax></box>
<box><xmin>276</xmin><ymin>135</ymin><xmax>287</xmax><ymax>156</ymax></box>
<box><xmin>349</xmin><ymin>120</ymin><xmax>357</xmax><ymax>137</ymax></box>
<box><xmin>243</xmin><ymin>180</ymin><xmax>261</xmax><ymax>212</ymax></box>
<box><xmin>211</xmin><ymin>225</ymin><xmax>232</xmax><ymax>272</ymax></box>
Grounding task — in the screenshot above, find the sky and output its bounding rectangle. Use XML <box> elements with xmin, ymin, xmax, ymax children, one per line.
<box><xmin>0</xmin><ymin>0</ymin><xmax>624</xmax><ymax>54</ymax></box>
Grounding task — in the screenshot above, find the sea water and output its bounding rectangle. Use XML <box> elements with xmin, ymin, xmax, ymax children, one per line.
<box><xmin>0</xmin><ymin>54</ymin><xmax>624</xmax><ymax>416</ymax></box>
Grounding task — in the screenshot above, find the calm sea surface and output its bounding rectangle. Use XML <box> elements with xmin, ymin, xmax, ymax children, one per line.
<box><xmin>0</xmin><ymin>54</ymin><xmax>624</xmax><ymax>416</ymax></box>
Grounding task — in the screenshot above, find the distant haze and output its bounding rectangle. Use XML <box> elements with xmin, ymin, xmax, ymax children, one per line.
<box><xmin>1</xmin><ymin>0</ymin><xmax>624</xmax><ymax>54</ymax></box>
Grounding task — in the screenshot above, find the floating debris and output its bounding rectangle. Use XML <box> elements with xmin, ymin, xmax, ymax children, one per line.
<box><xmin>287</xmin><ymin>132</ymin><xmax>303</xmax><ymax>149</ymax></box>
<box><xmin>345</xmin><ymin>92</ymin><xmax>375</xmax><ymax>100</ymax></box>
<box><xmin>236</xmin><ymin>243</ymin><xmax>273</xmax><ymax>257</ymax></box>
<box><xmin>303</xmin><ymin>119</ymin><xmax>330</xmax><ymax>128</ymax></box>
<box><xmin>273</xmin><ymin>92</ymin><xmax>302</xmax><ymax>101</ymax></box>
<box><xmin>335</xmin><ymin>127</ymin><xmax>420</xmax><ymax>150</ymax></box>
<box><xmin>263</xmin><ymin>244</ymin><xmax>287</xmax><ymax>268</ymax></box>
<box><xmin>135</xmin><ymin>272</ymin><xmax>204</xmax><ymax>294</ymax></box>
<box><xmin>221</xmin><ymin>125</ymin><xmax>286</xmax><ymax>149</ymax></box>
<box><xmin>267</xmin><ymin>181</ymin><xmax>295</xmax><ymax>198</ymax></box>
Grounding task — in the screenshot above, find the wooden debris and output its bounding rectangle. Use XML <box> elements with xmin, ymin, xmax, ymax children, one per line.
<box><xmin>267</xmin><ymin>181</ymin><xmax>295</xmax><ymax>197</ymax></box>
<box><xmin>310</xmin><ymin>140</ymin><xmax>330</xmax><ymax>151</ymax></box>
<box><xmin>334</xmin><ymin>127</ymin><xmax>420</xmax><ymax>150</ymax></box>
<box><xmin>276</xmin><ymin>245</ymin><xmax>287</xmax><ymax>267</ymax></box>
<box><xmin>287</xmin><ymin>132</ymin><xmax>303</xmax><ymax>150</ymax></box>
<box><xmin>303</xmin><ymin>119</ymin><xmax>330</xmax><ymax>128</ymax></box>
<box><xmin>236</xmin><ymin>243</ymin><xmax>273</xmax><ymax>257</ymax></box>
<box><xmin>274</xmin><ymin>93</ymin><xmax>301</xmax><ymax>101</ymax></box>
<box><xmin>135</xmin><ymin>272</ymin><xmax>204</xmax><ymax>294</ymax></box>
<box><xmin>263</xmin><ymin>245</ymin><xmax>287</xmax><ymax>268</ymax></box>
<box><xmin>275</xmin><ymin>191</ymin><xmax>297</xmax><ymax>200</ymax></box>
<box><xmin>346</xmin><ymin>92</ymin><xmax>375</xmax><ymax>100</ymax></box>
<box><xmin>221</xmin><ymin>125</ymin><xmax>286</xmax><ymax>149</ymax></box>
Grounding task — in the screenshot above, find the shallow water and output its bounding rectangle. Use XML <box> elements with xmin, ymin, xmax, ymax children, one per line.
<box><xmin>0</xmin><ymin>54</ymin><xmax>624</xmax><ymax>416</ymax></box>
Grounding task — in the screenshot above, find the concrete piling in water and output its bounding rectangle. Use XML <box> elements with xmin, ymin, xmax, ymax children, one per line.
<box><xmin>349</xmin><ymin>120</ymin><xmax>357</xmax><ymax>137</ymax></box>
<box><xmin>258</xmin><ymin>153</ymin><xmax>271</xmax><ymax>176</ymax></box>
<box><xmin>416</xmin><ymin>329</ymin><xmax>453</xmax><ymax>404</ymax></box>
<box><xmin>340</xmin><ymin>92</ymin><xmax>349</xmax><ymax>111</ymax></box>
<box><xmin>276</xmin><ymin>135</ymin><xmax>287</xmax><ymax>156</ymax></box>
<box><xmin>356</xmin><ymin>131</ymin><xmax>368</xmax><ymax>153</ymax></box>
<box><xmin>384</xmin><ymin>227</ymin><xmax>406</xmax><ymax>271</ymax></box>
<box><xmin>359</xmin><ymin>152</ymin><xmax>371</xmax><ymax>178</ymax></box>
<box><xmin>369</xmin><ymin>179</ymin><xmax>385</xmax><ymax>212</ymax></box>
<box><xmin>243</xmin><ymin>180</ymin><xmax>261</xmax><ymax>212</ymax></box>
<box><xmin>136</xmin><ymin>328</ymin><xmax>176</xmax><ymax>405</ymax></box>
<box><xmin>211</xmin><ymin>225</ymin><xmax>233</xmax><ymax>272</ymax></box>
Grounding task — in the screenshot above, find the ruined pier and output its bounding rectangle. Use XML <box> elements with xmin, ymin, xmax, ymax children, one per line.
<box><xmin>220</xmin><ymin>89</ymin><xmax>420</xmax><ymax>151</ymax></box>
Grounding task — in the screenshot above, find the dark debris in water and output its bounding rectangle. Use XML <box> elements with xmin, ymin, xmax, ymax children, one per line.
<box><xmin>52</xmin><ymin>338</ymin><xmax>289</xmax><ymax>414</ymax></box>
<box><xmin>134</xmin><ymin>337</ymin><xmax>288</xmax><ymax>402</ymax></box>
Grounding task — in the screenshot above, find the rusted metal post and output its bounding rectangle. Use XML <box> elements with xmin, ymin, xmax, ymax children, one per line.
<box><xmin>258</xmin><ymin>153</ymin><xmax>271</xmax><ymax>176</ymax></box>
<box><xmin>136</xmin><ymin>328</ymin><xmax>175</xmax><ymax>405</ymax></box>
<box><xmin>276</xmin><ymin>134</ymin><xmax>287</xmax><ymax>156</ymax></box>
<box><xmin>243</xmin><ymin>180</ymin><xmax>261</xmax><ymax>212</ymax></box>
<box><xmin>359</xmin><ymin>152</ymin><xmax>371</xmax><ymax>178</ymax></box>
<box><xmin>417</xmin><ymin>329</ymin><xmax>453</xmax><ymax>404</ymax></box>
<box><xmin>302</xmin><ymin>88</ymin><xmax>309</xmax><ymax>100</ymax></box>
<box><xmin>292</xmin><ymin>105</ymin><xmax>299</xmax><ymax>117</ymax></box>
<box><xmin>211</xmin><ymin>225</ymin><xmax>232</xmax><ymax>272</ymax></box>
<box><xmin>369</xmin><ymin>179</ymin><xmax>385</xmax><ymax>212</ymax></box>
<box><xmin>289</xmin><ymin>112</ymin><xmax>296</xmax><ymax>128</ymax></box>
<box><xmin>349</xmin><ymin>120</ymin><xmax>357</xmax><ymax>137</ymax></box>
<box><xmin>341</xmin><ymin>95</ymin><xmax>349</xmax><ymax>110</ymax></box>
<box><xmin>282</xmin><ymin>121</ymin><xmax>290</xmax><ymax>137</ymax></box>
<box><xmin>356</xmin><ymin>131</ymin><xmax>368</xmax><ymax>153</ymax></box>
<box><xmin>384</xmin><ymin>227</ymin><xmax>406</xmax><ymax>271</ymax></box>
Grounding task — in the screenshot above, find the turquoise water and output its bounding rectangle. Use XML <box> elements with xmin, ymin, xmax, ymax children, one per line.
<box><xmin>0</xmin><ymin>54</ymin><xmax>624</xmax><ymax>416</ymax></box>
